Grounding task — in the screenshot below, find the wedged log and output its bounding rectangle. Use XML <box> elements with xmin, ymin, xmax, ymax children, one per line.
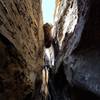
<box><xmin>53</xmin><ymin>0</ymin><xmax>90</xmax><ymax>72</ymax></box>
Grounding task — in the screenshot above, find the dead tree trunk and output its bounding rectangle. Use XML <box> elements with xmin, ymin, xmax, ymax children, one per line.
<box><xmin>0</xmin><ymin>0</ymin><xmax>43</xmax><ymax>99</ymax></box>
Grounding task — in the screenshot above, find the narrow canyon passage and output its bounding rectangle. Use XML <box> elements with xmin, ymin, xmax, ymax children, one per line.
<box><xmin>0</xmin><ymin>0</ymin><xmax>100</xmax><ymax>100</ymax></box>
<box><xmin>42</xmin><ymin>0</ymin><xmax>100</xmax><ymax>100</ymax></box>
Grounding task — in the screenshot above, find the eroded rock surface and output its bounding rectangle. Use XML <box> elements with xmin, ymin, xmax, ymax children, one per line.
<box><xmin>0</xmin><ymin>0</ymin><xmax>43</xmax><ymax>99</ymax></box>
<box><xmin>63</xmin><ymin>0</ymin><xmax>100</xmax><ymax>97</ymax></box>
<box><xmin>0</xmin><ymin>0</ymin><xmax>44</xmax><ymax>73</ymax></box>
<box><xmin>53</xmin><ymin>0</ymin><xmax>90</xmax><ymax>72</ymax></box>
<box><xmin>64</xmin><ymin>47</ymin><xmax>100</xmax><ymax>96</ymax></box>
<box><xmin>53</xmin><ymin>0</ymin><xmax>100</xmax><ymax>98</ymax></box>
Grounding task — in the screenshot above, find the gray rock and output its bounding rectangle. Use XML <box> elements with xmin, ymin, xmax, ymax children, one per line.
<box><xmin>64</xmin><ymin>47</ymin><xmax>100</xmax><ymax>96</ymax></box>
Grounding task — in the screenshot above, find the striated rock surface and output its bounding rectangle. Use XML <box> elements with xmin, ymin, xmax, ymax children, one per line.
<box><xmin>63</xmin><ymin>0</ymin><xmax>100</xmax><ymax>97</ymax></box>
<box><xmin>53</xmin><ymin>0</ymin><xmax>100</xmax><ymax>98</ymax></box>
<box><xmin>0</xmin><ymin>0</ymin><xmax>43</xmax><ymax>99</ymax></box>
<box><xmin>52</xmin><ymin>0</ymin><xmax>90</xmax><ymax>72</ymax></box>
<box><xmin>64</xmin><ymin>47</ymin><xmax>100</xmax><ymax>96</ymax></box>
<box><xmin>0</xmin><ymin>0</ymin><xmax>100</xmax><ymax>99</ymax></box>
<box><xmin>0</xmin><ymin>0</ymin><xmax>44</xmax><ymax>73</ymax></box>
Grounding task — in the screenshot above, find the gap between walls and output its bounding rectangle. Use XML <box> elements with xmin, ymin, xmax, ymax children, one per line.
<box><xmin>42</xmin><ymin>0</ymin><xmax>56</xmax><ymax>24</ymax></box>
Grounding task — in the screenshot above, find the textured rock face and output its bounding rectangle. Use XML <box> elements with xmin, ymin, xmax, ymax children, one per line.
<box><xmin>53</xmin><ymin>0</ymin><xmax>90</xmax><ymax>71</ymax></box>
<box><xmin>0</xmin><ymin>39</ymin><xmax>35</xmax><ymax>100</ymax></box>
<box><xmin>0</xmin><ymin>0</ymin><xmax>43</xmax><ymax>99</ymax></box>
<box><xmin>63</xmin><ymin>0</ymin><xmax>100</xmax><ymax>97</ymax></box>
<box><xmin>0</xmin><ymin>0</ymin><xmax>100</xmax><ymax>99</ymax></box>
<box><xmin>64</xmin><ymin>48</ymin><xmax>100</xmax><ymax>96</ymax></box>
<box><xmin>53</xmin><ymin>0</ymin><xmax>100</xmax><ymax>98</ymax></box>
<box><xmin>0</xmin><ymin>0</ymin><xmax>44</xmax><ymax>73</ymax></box>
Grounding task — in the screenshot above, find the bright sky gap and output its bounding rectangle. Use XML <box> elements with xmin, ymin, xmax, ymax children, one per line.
<box><xmin>42</xmin><ymin>0</ymin><xmax>55</xmax><ymax>24</ymax></box>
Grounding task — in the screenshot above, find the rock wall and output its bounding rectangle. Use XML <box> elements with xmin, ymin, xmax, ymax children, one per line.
<box><xmin>52</xmin><ymin>0</ymin><xmax>90</xmax><ymax>72</ymax></box>
<box><xmin>0</xmin><ymin>0</ymin><xmax>43</xmax><ymax>99</ymax></box>
<box><xmin>63</xmin><ymin>0</ymin><xmax>100</xmax><ymax>96</ymax></box>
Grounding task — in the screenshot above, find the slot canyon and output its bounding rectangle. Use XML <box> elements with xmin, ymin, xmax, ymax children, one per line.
<box><xmin>0</xmin><ymin>0</ymin><xmax>100</xmax><ymax>100</ymax></box>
